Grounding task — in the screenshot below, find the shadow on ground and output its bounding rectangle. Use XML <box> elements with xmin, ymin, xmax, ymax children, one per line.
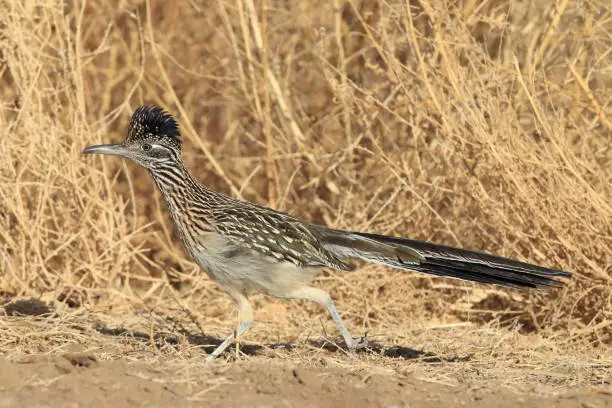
<box><xmin>94</xmin><ymin>322</ymin><xmax>472</xmax><ymax>362</ymax></box>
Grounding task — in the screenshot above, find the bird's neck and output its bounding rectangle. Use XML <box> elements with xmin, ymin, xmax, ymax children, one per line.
<box><xmin>148</xmin><ymin>161</ymin><xmax>227</xmax><ymax>210</ymax></box>
<box><xmin>148</xmin><ymin>161</ymin><xmax>193</xmax><ymax>195</ymax></box>
<box><xmin>148</xmin><ymin>161</ymin><xmax>220</xmax><ymax>242</ymax></box>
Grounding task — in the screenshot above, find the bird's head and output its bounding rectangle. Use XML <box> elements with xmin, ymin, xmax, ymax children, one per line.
<box><xmin>83</xmin><ymin>105</ymin><xmax>182</xmax><ymax>170</ymax></box>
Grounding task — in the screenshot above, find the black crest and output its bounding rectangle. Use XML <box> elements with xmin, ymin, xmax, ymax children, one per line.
<box><xmin>127</xmin><ymin>105</ymin><xmax>180</xmax><ymax>146</ymax></box>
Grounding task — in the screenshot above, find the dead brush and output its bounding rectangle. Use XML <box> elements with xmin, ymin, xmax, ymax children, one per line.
<box><xmin>0</xmin><ymin>0</ymin><xmax>609</xmax><ymax>370</ymax></box>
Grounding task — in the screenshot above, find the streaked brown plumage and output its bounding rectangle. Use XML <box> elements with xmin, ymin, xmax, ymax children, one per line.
<box><xmin>83</xmin><ymin>105</ymin><xmax>572</xmax><ymax>359</ymax></box>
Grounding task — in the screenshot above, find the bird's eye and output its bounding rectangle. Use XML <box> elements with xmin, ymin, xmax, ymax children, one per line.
<box><xmin>142</xmin><ymin>143</ymin><xmax>152</xmax><ymax>151</ymax></box>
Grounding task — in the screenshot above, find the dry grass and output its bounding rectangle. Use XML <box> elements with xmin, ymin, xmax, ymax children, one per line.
<box><xmin>0</xmin><ymin>0</ymin><xmax>610</xmax><ymax>387</ymax></box>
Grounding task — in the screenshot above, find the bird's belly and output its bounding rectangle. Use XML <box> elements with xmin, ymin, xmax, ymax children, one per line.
<box><xmin>190</xmin><ymin>233</ymin><xmax>321</xmax><ymax>296</ymax></box>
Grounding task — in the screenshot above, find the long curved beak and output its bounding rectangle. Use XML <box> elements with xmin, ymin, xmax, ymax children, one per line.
<box><xmin>82</xmin><ymin>143</ymin><xmax>127</xmax><ymax>156</ymax></box>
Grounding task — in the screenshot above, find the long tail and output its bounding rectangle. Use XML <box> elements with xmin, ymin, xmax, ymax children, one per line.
<box><xmin>320</xmin><ymin>229</ymin><xmax>572</xmax><ymax>288</ymax></box>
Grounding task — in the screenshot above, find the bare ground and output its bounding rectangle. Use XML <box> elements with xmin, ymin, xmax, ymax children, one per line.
<box><xmin>0</xmin><ymin>300</ymin><xmax>610</xmax><ymax>407</ymax></box>
<box><xmin>1</xmin><ymin>354</ymin><xmax>610</xmax><ymax>408</ymax></box>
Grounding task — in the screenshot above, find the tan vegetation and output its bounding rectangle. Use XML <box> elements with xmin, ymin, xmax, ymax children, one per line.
<box><xmin>0</xmin><ymin>0</ymin><xmax>610</xmax><ymax>404</ymax></box>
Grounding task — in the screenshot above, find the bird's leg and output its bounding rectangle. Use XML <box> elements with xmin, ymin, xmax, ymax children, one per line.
<box><xmin>207</xmin><ymin>289</ymin><xmax>253</xmax><ymax>360</ymax></box>
<box><xmin>285</xmin><ymin>286</ymin><xmax>367</xmax><ymax>351</ymax></box>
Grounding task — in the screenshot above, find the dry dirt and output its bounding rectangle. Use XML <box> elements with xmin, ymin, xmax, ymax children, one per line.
<box><xmin>0</xmin><ymin>300</ymin><xmax>610</xmax><ymax>407</ymax></box>
<box><xmin>0</xmin><ymin>354</ymin><xmax>609</xmax><ymax>408</ymax></box>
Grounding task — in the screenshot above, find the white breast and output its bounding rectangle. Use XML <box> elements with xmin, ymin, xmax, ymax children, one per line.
<box><xmin>191</xmin><ymin>233</ymin><xmax>322</xmax><ymax>297</ymax></box>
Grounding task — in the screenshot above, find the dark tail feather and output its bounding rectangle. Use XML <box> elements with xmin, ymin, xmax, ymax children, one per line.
<box><xmin>321</xmin><ymin>230</ymin><xmax>572</xmax><ymax>289</ymax></box>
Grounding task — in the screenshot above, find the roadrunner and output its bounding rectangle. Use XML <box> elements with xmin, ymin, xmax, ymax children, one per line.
<box><xmin>83</xmin><ymin>105</ymin><xmax>572</xmax><ymax>359</ymax></box>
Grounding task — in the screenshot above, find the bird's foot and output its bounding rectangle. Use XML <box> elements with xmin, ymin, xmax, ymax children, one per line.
<box><xmin>206</xmin><ymin>329</ymin><xmax>239</xmax><ymax>361</ymax></box>
<box><xmin>347</xmin><ymin>331</ymin><xmax>368</xmax><ymax>352</ymax></box>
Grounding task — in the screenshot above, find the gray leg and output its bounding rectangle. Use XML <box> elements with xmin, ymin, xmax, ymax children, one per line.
<box><xmin>207</xmin><ymin>289</ymin><xmax>253</xmax><ymax>360</ymax></box>
<box><xmin>285</xmin><ymin>286</ymin><xmax>366</xmax><ymax>350</ymax></box>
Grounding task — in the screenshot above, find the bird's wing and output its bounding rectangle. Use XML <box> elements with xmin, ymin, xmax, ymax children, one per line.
<box><xmin>210</xmin><ymin>204</ymin><xmax>354</xmax><ymax>271</ymax></box>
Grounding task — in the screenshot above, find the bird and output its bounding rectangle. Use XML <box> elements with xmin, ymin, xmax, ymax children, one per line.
<box><xmin>83</xmin><ymin>105</ymin><xmax>572</xmax><ymax>359</ymax></box>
